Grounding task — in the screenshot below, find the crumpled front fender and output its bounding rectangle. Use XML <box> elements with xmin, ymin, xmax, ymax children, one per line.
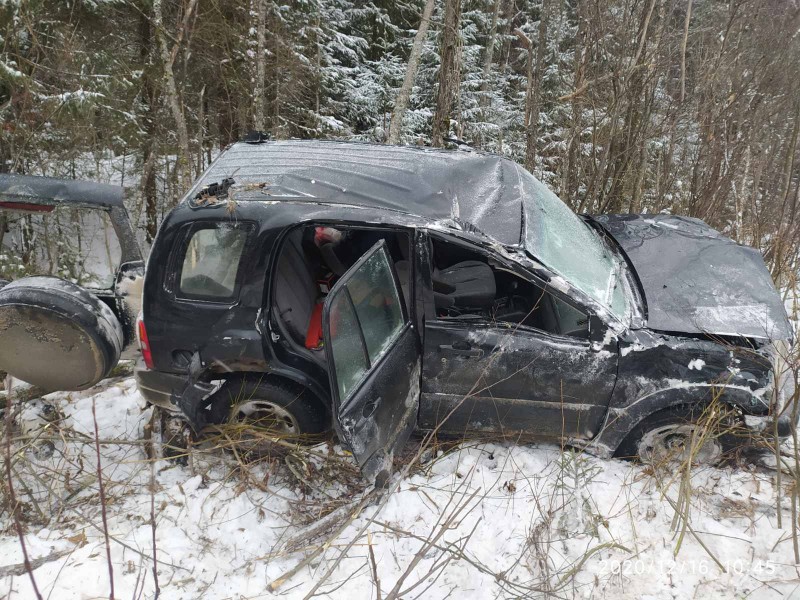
<box><xmin>585</xmin><ymin>383</ymin><xmax>769</xmax><ymax>457</ymax></box>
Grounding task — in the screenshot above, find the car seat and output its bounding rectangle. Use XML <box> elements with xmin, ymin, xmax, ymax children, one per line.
<box><xmin>434</xmin><ymin>261</ymin><xmax>496</xmax><ymax>310</ymax></box>
<box><xmin>274</xmin><ymin>230</ymin><xmax>318</xmax><ymax>344</ymax></box>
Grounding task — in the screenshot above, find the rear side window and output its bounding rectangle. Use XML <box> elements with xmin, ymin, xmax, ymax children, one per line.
<box><xmin>178</xmin><ymin>224</ymin><xmax>249</xmax><ymax>300</ymax></box>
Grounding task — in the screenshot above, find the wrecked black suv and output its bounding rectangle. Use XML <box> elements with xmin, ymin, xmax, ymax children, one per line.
<box><xmin>127</xmin><ymin>140</ymin><xmax>794</xmax><ymax>480</ymax></box>
<box><xmin>4</xmin><ymin>141</ymin><xmax>791</xmax><ymax>481</ymax></box>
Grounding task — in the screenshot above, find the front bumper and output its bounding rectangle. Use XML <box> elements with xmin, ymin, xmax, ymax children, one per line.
<box><xmin>743</xmin><ymin>413</ymin><xmax>793</xmax><ymax>438</ymax></box>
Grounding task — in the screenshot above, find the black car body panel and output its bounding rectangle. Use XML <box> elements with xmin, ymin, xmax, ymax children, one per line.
<box><xmin>590</xmin><ymin>328</ymin><xmax>777</xmax><ymax>455</ymax></box>
<box><xmin>590</xmin><ymin>214</ymin><xmax>792</xmax><ymax>341</ymax></box>
<box><xmin>420</xmin><ymin>320</ymin><xmax>617</xmax><ymax>439</ymax></box>
<box><xmin>128</xmin><ymin>141</ymin><xmax>792</xmax><ymax>471</ymax></box>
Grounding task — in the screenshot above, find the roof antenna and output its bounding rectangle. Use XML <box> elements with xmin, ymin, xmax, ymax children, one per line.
<box><xmin>244</xmin><ymin>130</ymin><xmax>270</xmax><ymax>144</ymax></box>
<box><xmin>443</xmin><ymin>136</ymin><xmax>473</xmax><ymax>151</ymax></box>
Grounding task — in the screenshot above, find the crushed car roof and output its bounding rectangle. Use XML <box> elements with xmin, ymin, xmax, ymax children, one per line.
<box><xmin>0</xmin><ymin>174</ymin><xmax>125</xmax><ymax>210</ymax></box>
<box><xmin>186</xmin><ymin>140</ymin><xmax>527</xmax><ymax>246</ymax></box>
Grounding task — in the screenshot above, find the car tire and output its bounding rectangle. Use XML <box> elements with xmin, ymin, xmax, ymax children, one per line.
<box><xmin>207</xmin><ymin>377</ymin><xmax>329</xmax><ymax>436</ymax></box>
<box><xmin>615</xmin><ymin>404</ymin><xmax>740</xmax><ymax>466</ymax></box>
<box><xmin>0</xmin><ymin>276</ymin><xmax>123</xmax><ymax>391</ymax></box>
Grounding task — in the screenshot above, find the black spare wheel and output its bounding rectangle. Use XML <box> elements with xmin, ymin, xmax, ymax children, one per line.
<box><xmin>0</xmin><ymin>276</ymin><xmax>123</xmax><ymax>391</ymax></box>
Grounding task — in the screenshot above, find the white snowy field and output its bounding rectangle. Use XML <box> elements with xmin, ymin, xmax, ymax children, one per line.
<box><xmin>0</xmin><ymin>376</ymin><xmax>798</xmax><ymax>600</ymax></box>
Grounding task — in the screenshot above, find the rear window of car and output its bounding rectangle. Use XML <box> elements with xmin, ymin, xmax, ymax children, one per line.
<box><xmin>178</xmin><ymin>223</ymin><xmax>250</xmax><ymax>300</ymax></box>
<box><xmin>0</xmin><ymin>205</ymin><xmax>121</xmax><ymax>289</ymax></box>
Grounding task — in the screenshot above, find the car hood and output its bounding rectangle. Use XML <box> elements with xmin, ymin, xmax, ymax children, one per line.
<box><xmin>589</xmin><ymin>214</ymin><xmax>792</xmax><ymax>340</ymax></box>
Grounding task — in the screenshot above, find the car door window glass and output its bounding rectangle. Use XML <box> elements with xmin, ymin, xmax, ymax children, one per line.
<box><xmin>179</xmin><ymin>224</ymin><xmax>248</xmax><ymax>299</ymax></box>
<box><xmin>328</xmin><ymin>291</ymin><xmax>369</xmax><ymax>401</ymax></box>
<box><xmin>347</xmin><ymin>250</ymin><xmax>405</xmax><ymax>363</ymax></box>
<box><xmin>327</xmin><ymin>246</ymin><xmax>407</xmax><ymax>403</ymax></box>
<box><xmin>549</xmin><ymin>293</ymin><xmax>589</xmax><ymax>337</ymax></box>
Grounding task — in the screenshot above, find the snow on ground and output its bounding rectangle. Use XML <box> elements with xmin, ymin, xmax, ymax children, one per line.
<box><xmin>1</xmin><ymin>377</ymin><xmax>798</xmax><ymax>599</ymax></box>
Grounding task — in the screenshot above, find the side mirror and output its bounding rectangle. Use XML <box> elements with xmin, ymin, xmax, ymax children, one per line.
<box><xmin>588</xmin><ymin>314</ymin><xmax>606</xmax><ymax>352</ymax></box>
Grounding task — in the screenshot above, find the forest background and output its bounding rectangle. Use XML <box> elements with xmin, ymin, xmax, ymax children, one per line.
<box><xmin>2</xmin><ymin>0</ymin><xmax>799</xmax><ymax>279</ymax></box>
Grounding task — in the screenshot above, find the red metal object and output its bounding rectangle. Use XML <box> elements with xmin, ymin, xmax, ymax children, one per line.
<box><xmin>304</xmin><ymin>302</ymin><xmax>324</xmax><ymax>350</ymax></box>
<box><xmin>0</xmin><ymin>202</ymin><xmax>55</xmax><ymax>213</ymax></box>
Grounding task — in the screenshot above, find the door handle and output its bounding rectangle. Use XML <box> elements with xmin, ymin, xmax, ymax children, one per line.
<box><xmin>362</xmin><ymin>397</ymin><xmax>380</xmax><ymax>418</ymax></box>
<box><xmin>438</xmin><ymin>344</ymin><xmax>483</xmax><ymax>358</ymax></box>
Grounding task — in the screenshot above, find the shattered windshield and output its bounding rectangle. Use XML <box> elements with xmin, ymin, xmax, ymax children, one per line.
<box><xmin>520</xmin><ymin>171</ymin><xmax>626</xmax><ymax>318</ymax></box>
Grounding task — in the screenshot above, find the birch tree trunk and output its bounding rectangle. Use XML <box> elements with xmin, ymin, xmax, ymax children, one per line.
<box><xmin>679</xmin><ymin>0</ymin><xmax>693</xmax><ymax>103</ymax></box>
<box><xmin>388</xmin><ymin>0</ymin><xmax>435</xmax><ymax>145</ymax></box>
<box><xmin>431</xmin><ymin>0</ymin><xmax>461</xmax><ymax>148</ymax></box>
<box><xmin>154</xmin><ymin>0</ymin><xmax>197</xmax><ymax>196</ymax></box>
<box><xmin>479</xmin><ymin>0</ymin><xmax>501</xmax><ymax>104</ymax></box>
<box><xmin>272</xmin><ymin>15</ymin><xmax>284</xmax><ymax>139</ymax></box>
<box><xmin>253</xmin><ymin>0</ymin><xmax>267</xmax><ymax>132</ymax></box>
<box><xmin>474</xmin><ymin>0</ymin><xmax>502</xmax><ymax>148</ymax></box>
<box><xmin>524</xmin><ymin>0</ymin><xmax>550</xmax><ymax>173</ymax></box>
<box><xmin>563</xmin><ymin>0</ymin><xmax>586</xmax><ymax>205</ymax></box>
<box><xmin>138</xmin><ymin>5</ymin><xmax>159</xmax><ymax>242</ymax></box>
<box><xmin>768</xmin><ymin>100</ymin><xmax>800</xmax><ymax>275</ymax></box>
<box><xmin>197</xmin><ymin>84</ymin><xmax>206</xmax><ymax>174</ymax></box>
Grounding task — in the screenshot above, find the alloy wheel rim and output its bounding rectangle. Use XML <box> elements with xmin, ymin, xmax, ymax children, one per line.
<box><xmin>230</xmin><ymin>399</ymin><xmax>299</xmax><ymax>435</ymax></box>
<box><xmin>637</xmin><ymin>423</ymin><xmax>722</xmax><ymax>466</ymax></box>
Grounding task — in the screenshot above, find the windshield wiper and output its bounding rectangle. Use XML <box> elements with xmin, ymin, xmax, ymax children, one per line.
<box><xmin>604</xmin><ymin>261</ymin><xmax>622</xmax><ymax>305</ymax></box>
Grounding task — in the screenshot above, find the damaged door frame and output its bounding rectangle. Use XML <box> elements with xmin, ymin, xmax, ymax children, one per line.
<box><xmin>416</xmin><ymin>229</ymin><xmax>620</xmax><ymax>441</ymax></box>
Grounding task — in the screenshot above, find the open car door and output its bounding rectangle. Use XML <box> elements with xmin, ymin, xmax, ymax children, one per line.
<box><xmin>322</xmin><ymin>240</ymin><xmax>421</xmax><ymax>484</ymax></box>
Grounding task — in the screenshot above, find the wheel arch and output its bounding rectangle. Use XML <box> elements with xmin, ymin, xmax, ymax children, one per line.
<box><xmin>592</xmin><ymin>383</ymin><xmax>761</xmax><ymax>456</ymax></box>
<box><xmin>213</xmin><ymin>368</ymin><xmax>331</xmax><ymax>417</ymax></box>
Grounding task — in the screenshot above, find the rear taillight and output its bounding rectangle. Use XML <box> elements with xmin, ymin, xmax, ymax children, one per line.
<box><xmin>137</xmin><ymin>316</ymin><xmax>155</xmax><ymax>370</ymax></box>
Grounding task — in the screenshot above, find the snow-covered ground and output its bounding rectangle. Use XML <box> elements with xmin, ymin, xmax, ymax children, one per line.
<box><xmin>0</xmin><ymin>376</ymin><xmax>798</xmax><ymax>599</ymax></box>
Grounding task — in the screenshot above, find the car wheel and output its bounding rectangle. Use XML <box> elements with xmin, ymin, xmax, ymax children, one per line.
<box><xmin>615</xmin><ymin>405</ymin><xmax>738</xmax><ymax>466</ymax></box>
<box><xmin>0</xmin><ymin>276</ymin><xmax>123</xmax><ymax>391</ymax></box>
<box><xmin>210</xmin><ymin>378</ymin><xmax>328</xmax><ymax>437</ymax></box>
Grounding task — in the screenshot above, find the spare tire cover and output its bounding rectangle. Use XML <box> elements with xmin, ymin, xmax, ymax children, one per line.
<box><xmin>0</xmin><ymin>277</ymin><xmax>123</xmax><ymax>391</ymax></box>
